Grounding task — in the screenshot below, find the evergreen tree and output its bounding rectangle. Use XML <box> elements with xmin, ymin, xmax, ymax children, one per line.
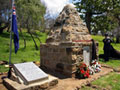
<box><xmin>73</xmin><ymin>0</ymin><xmax>119</xmax><ymax>34</ymax></box>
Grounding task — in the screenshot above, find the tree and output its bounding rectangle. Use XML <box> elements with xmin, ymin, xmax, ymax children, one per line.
<box><xmin>16</xmin><ymin>0</ymin><xmax>45</xmax><ymax>49</ymax></box>
<box><xmin>110</xmin><ymin>0</ymin><xmax>120</xmax><ymax>43</ymax></box>
<box><xmin>73</xmin><ymin>0</ymin><xmax>119</xmax><ymax>33</ymax></box>
<box><xmin>0</xmin><ymin>0</ymin><xmax>11</xmax><ymax>34</ymax></box>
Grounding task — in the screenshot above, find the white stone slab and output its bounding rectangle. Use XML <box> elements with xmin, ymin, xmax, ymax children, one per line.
<box><xmin>13</xmin><ymin>62</ymin><xmax>48</xmax><ymax>85</ymax></box>
<box><xmin>83</xmin><ymin>46</ymin><xmax>90</xmax><ymax>66</ymax></box>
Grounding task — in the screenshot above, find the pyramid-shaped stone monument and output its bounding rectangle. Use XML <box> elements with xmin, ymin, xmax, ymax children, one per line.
<box><xmin>40</xmin><ymin>4</ymin><xmax>98</xmax><ymax>77</ymax></box>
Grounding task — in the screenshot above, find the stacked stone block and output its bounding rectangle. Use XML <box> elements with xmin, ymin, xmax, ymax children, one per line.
<box><xmin>40</xmin><ymin>41</ymin><xmax>93</xmax><ymax>77</ymax></box>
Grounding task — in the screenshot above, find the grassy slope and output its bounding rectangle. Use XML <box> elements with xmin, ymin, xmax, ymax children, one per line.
<box><xmin>92</xmin><ymin>72</ymin><xmax>120</xmax><ymax>89</ymax></box>
<box><xmin>81</xmin><ymin>72</ymin><xmax>120</xmax><ymax>90</ymax></box>
<box><xmin>92</xmin><ymin>35</ymin><xmax>120</xmax><ymax>68</ymax></box>
<box><xmin>0</xmin><ymin>30</ymin><xmax>47</xmax><ymax>72</ymax></box>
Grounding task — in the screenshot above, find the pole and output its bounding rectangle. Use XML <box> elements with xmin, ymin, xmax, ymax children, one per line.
<box><xmin>8</xmin><ymin>0</ymin><xmax>14</xmax><ymax>78</ymax></box>
<box><xmin>9</xmin><ymin>0</ymin><xmax>14</xmax><ymax>65</ymax></box>
<box><xmin>9</xmin><ymin>21</ymin><xmax>12</xmax><ymax>65</ymax></box>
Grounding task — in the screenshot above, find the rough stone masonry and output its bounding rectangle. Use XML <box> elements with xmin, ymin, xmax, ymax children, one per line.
<box><xmin>40</xmin><ymin>4</ymin><xmax>98</xmax><ymax>77</ymax></box>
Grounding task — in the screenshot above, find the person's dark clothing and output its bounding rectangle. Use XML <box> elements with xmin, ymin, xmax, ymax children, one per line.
<box><xmin>103</xmin><ymin>38</ymin><xmax>112</xmax><ymax>61</ymax></box>
<box><xmin>110</xmin><ymin>45</ymin><xmax>120</xmax><ymax>58</ymax></box>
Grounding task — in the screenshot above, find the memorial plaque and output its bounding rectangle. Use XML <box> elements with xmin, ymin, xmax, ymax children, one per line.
<box><xmin>13</xmin><ymin>62</ymin><xmax>48</xmax><ymax>85</ymax></box>
<box><xmin>83</xmin><ymin>46</ymin><xmax>90</xmax><ymax>66</ymax></box>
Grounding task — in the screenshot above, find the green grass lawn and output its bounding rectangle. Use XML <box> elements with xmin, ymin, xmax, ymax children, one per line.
<box><xmin>0</xmin><ymin>30</ymin><xmax>47</xmax><ymax>72</ymax></box>
<box><xmin>81</xmin><ymin>72</ymin><xmax>120</xmax><ymax>90</ymax></box>
<box><xmin>92</xmin><ymin>35</ymin><xmax>120</xmax><ymax>68</ymax></box>
<box><xmin>92</xmin><ymin>72</ymin><xmax>120</xmax><ymax>90</ymax></box>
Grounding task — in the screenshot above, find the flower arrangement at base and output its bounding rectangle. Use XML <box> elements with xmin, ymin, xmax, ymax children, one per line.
<box><xmin>89</xmin><ymin>60</ymin><xmax>101</xmax><ymax>75</ymax></box>
<box><xmin>76</xmin><ymin>62</ymin><xmax>90</xmax><ymax>79</ymax></box>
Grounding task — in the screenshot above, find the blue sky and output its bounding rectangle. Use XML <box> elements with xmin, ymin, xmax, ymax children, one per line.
<box><xmin>69</xmin><ymin>0</ymin><xmax>73</xmax><ymax>3</ymax></box>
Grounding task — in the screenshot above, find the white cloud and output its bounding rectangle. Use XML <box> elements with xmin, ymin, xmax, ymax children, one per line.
<box><xmin>41</xmin><ymin>0</ymin><xmax>70</xmax><ymax>19</ymax></box>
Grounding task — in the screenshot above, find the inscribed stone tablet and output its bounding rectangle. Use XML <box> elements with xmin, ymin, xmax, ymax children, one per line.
<box><xmin>13</xmin><ymin>62</ymin><xmax>48</xmax><ymax>85</ymax></box>
<box><xmin>83</xmin><ymin>46</ymin><xmax>90</xmax><ymax>66</ymax></box>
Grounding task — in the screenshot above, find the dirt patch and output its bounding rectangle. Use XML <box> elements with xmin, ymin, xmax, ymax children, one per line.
<box><xmin>51</xmin><ymin>67</ymin><xmax>113</xmax><ymax>90</ymax></box>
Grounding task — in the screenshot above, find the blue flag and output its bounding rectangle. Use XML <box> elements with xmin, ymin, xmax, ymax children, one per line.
<box><xmin>12</xmin><ymin>3</ymin><xmax>19</xmax><ymax>53</ymax></box>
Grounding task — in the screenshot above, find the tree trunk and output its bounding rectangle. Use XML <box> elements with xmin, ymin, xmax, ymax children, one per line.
<box><xmin>28</xmin><ymin>30</ymin><xmax>38</xmax><ymax>50</ymax></box>
<box><xmin>115</xmin><ymin>14</ymin><xmax>120</xmax><ymax>43</ymax></box>
<box><xmin>26</xmin><ymin>16</ymin><xmax>38</xmax><ymax>50</ymax></box>
<box><xmin>19</xmin><ymin>28</ymin><xmax>26</xmax><ymax>49</ymax></box>
<box><xmin>116</xmin><ymin>36</ymin><xmax>119</xmax><ymax>43</ymax></box>
<box><xmin>7</xmin><ymin>24</ymin><xmax>10</xmax><ymax>32</ymax></box>
<box><xmin>116</xmin><ymin>20</ymin><xmax>120</xmax><ymax>43</ymax></box>
<box><xmin>0</xmin><ymin>23</ymin><xmax>9</xmax><ymax>34</ymax></box>
<box><xmin>85</xmin><ymin>12</ymin><xmax>92</xmax><ymax>33</ymax></box>
<box><xmin>0</xmin><ymin>29</ymin><xmax>4</xmax><ymax>34</ymax></box>
<box><xmin>34</xmin><ymin>34</ymin><xmax>42</xmax><ymax>43</ymax></box>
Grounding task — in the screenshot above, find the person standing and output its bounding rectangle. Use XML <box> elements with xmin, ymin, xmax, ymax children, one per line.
<box><xmin>103</xmin><ymin>34</ymin><xmax>112</xmax><ymax>61</ymax></box>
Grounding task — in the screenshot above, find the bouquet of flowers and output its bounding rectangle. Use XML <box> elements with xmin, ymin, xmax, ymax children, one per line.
<box><xmin>89</xmin><ymin>60</ymin><xmax>101</xmax><ymax>75</ymax></box>
<box><xmin>76</xmin><ymin>62</ymin><xmax>90</xmax><ymax>79</ymax></box>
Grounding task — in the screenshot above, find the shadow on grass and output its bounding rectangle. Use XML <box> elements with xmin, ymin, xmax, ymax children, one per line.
<box><xmin>0</xmin><ymin>32</ymin><xmax>10</xmax><ymax>38</ymax></box>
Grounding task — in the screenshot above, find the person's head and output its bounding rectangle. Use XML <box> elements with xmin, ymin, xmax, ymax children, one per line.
<box><xmin>105</xmin><ymin>33</ymin><xmax>108</xmax><ymax>38</ymax></box>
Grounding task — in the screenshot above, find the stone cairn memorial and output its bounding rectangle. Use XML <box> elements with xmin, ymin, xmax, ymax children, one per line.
<box><xmin>40</xmin><ymin>4</ymin><xmax>98</xmax><ymax>77</ymax></box>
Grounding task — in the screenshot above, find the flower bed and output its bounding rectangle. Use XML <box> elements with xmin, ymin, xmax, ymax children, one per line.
<box><xmin>89</xmin><ymin>60</ymin><xmax>101</xmax><ymax>75</ymax></box>
<box><xmin>76</xmin><ymin>62</ymin><xmax>90</xmax><ymax>79</ymax></box>
<box><xmin>76</xmin><ymin>60</ymin><xmax>101</xmax><ymax>79</ymax></box>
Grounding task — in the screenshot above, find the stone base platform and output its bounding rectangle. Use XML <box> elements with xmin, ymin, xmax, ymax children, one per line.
<box><xmin>3</xmin><ymin>75</ymin><xmax>58</xmax><ymax>90</ymax></box>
